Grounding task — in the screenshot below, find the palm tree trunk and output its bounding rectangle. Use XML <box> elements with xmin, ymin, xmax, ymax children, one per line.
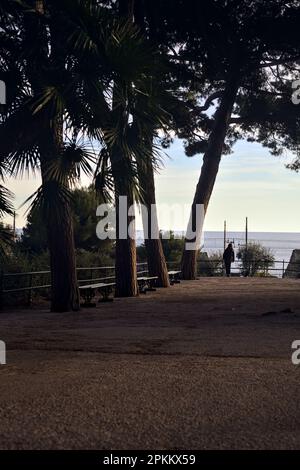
<box><xmin>22</xmin><ymin>1</ymin><xmax>80</xmax><ymax>311</ymax></box>
<box><xmin>144</xmin><ymin>238</ymin><xmax>170</xmax><ymax>287</ymax></box>
<box><xmin>40</xmin><ymin>122</ymin><xmax>80</xmax><ymax>312</ymax></box>
<box><xmin>114</xmin><ymin>186</ymin><xmax>138</xmax><ymax>297</ymax></box>
<box><xmin>129</xmin><ymin>0</ymin><xmax>169</xmax><ymax>287</ymax></box>
<box><xmin>138</xmin><ymin>155</ymin><xmax>170</xmax><ymax>287</ymax></box>
<box><xmin>45</xmin><ymin>186</ymin><xmax>80</xmax><ymax>312</ymax></box>
<box><xmin>106</xmin><ymin>1</ymin><xmax>138</xmax><ymax>297</ymax></box>
<box><xmin>111</xmin><ymin>149</ymin><xmax>138</xmax><ymax>297</ymax></box>
<box><xmin>181</xmin><ymin>75</ymin><xmax>240</xmax><ymax>279</ymax></box>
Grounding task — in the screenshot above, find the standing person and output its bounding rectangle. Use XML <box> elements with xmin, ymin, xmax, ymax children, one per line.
<box><xmin>223</xmin><ymin>243</ymin><xmax>235</xmax><ymax>277</ymax></box>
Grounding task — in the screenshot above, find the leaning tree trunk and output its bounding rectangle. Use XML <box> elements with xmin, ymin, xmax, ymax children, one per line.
<box><xmin>181</xmin><ymin>75</ymin><xmax>240</xmax><ymax>280</ymax></box>
<box><xmin>40</xmin><ymin>122</ymin><xmax>80</xmax><ymax>312</ymax></box>
<box><xmin>138</xmin><ymin>152</ymin><xmax>170</xmax><ymax>287</ymax></box>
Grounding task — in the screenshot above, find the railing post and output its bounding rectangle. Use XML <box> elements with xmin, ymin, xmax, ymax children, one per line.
<box><xmin>282</xmin><ymin>260</ymin><xmax>285</xmax><ymax>278</ymax></box>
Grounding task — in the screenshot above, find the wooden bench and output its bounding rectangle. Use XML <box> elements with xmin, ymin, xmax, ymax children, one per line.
<box><xmin>168</xmin><ymin>270</ymin><xmax>181</xmax><ymax>285</ymax></box>
<box><xmin>79</xmin><ymin>282</ymin><xmax>115</xmax><ymax>307</ymax></box>
<box><xmin>137</xmin><ymin>276</ymin><xmax>158</xmax><ymax>294</ymax></box>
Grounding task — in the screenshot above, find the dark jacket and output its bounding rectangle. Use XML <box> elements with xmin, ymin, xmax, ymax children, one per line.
<box><xmin>223</xmin><ymin>246</ymin><xmax>235</xmax><ymax>264</ymax></box>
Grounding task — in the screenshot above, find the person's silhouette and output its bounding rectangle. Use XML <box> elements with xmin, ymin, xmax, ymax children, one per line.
<box><xmin>223</xmin><ymin>243</ymin><xmax>235</xmax><ymax>277</ymax></box>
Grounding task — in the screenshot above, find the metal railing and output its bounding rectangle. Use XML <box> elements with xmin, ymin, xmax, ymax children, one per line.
<box><xmin>202</xmin><ymin>260</ymin><xmax>300</xmax><ymax>278</ymax></box>
<box><xmin>0</xmin><ymin>263</ymin><xmax>148</xmax><ymax>307</ymax></box>
<box><xmin>1</xmin><ymin>259</ymin><xmax>299</xmax><ymax>307</ymax></box>
<box><xmin>168</xmin><ymin>259</ymin><xmax>300</xmax><ymax>279</ymax></box>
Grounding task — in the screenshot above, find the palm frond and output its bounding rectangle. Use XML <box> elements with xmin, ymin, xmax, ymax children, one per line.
<box><xmin>20</xmin><ymin>181</ymin><xmax>72</xmax><ymax>222</ymax></box>
<box><xmin>44</xmin><ymin>136</ymin><xmax>97</xmax><ymax>186</ymax></box>
<box><xmin>0</xmin><ymin>102</ymin><xmax>41</xmax><ymax>176</ymax></box>
<box><xmin>0</xmin><ymin>184</ymin><xmax>14</xmax><ymax>217</ymax></box>
<box><xmin>94</xmin><ymin>147</ymin><xmax>114</xmax><ymax>203</ymax></box>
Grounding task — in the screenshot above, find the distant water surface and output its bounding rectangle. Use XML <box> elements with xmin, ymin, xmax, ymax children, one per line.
<box><xmin>136</xmin><ymin>230</ymin><xmax>300</xmax><ymax>264</ymax></box>
<box><xmin>203</xmin><ymin>231</ymin><xmax>300</xmax><ymax>263</ymax></box>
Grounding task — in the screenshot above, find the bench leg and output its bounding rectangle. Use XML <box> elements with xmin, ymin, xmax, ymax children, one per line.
<box><xmin>146</xmin><ymin>279</ymin><xmax>156</xmax><ymax>292</ymax></box>
<box><xmin>138</xmin><ymin>281</ymin><xmax>147</xmax><ymax>294</ymax></box>
<box><xmin>81</xmin><ymin>288</ymin><xmax>96</xmax><ymax>308</ymax></box>
<box><xmin>98</xmin><ymin>287</ymin><xmax>114</xmax><ymax>302</ymax></box>
<box><xmin>169</xmin><ymin>275</ymin><xmax>180</xmax><ymax>285</ymax></box>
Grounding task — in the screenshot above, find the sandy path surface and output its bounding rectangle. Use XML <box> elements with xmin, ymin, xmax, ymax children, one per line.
<box><xmin>0</xmin><ymin>278</ymin><xmax>300</xmax><ymax>449</ymax></box>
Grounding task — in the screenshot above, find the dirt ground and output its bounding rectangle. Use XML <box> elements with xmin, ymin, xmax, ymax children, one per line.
<box><xmin>0</xmin><ymin>277</ymin><xmax>300</xmax><ymax>449</ymax></box>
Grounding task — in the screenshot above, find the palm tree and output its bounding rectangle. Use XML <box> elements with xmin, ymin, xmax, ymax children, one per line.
<box><xmin>83</xmin><ymin>8</ymin><xmax>173</xmax><ymax>295</ymax></box>
<box><xmin>0</xmin><ymin>0</ymin><xmax>107</xmax><ymax>311</ymax></box>
<box><xmin>1</xmin><ymin>0</ymin><xmax>172</xmax><ymax>303</ymax></box>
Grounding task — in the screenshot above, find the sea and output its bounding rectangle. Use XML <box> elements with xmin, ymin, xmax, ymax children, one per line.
<box><xmin>136</xmin><ymin>230</ymin><xmax>300</xmax><ymax>276</ymax></box>
<box><xmin>204</xmin><ymin>231</ymin><xmax>300</xmax><ymax>276</ymax></box>
<box><xmin>137</xmin><ymin>230</ymin><xmax>300</xmax><ymax>263</ymax></box>
<box><xmin>203</xmin><ymin>231</ymin><xmax>300</xmax><ymax>263</ymax></box>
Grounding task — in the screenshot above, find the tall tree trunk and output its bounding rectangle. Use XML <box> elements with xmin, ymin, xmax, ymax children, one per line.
<box><xmin>44</xmin><ymin>182</ymin><xmax>80</xmax><ymax>312</ymax></box>
<box><xmin>181</xmin><ymin>75</ymin><xmax>240</xmax><ymax>279</ymax></box>
<box><xmin>115</xmin><ymin>236</ymin><xmax>137</xmax><ymax>296</ymax></box>
<box><xmin>114</xmin><ymin>185</ymin><xmax>138</xmax><ymax>297</ymax></box>
<box><xmin>104</xmin><ymin>0</ymin><xmax>138</xmax><ymax>297</ymax></box>
<box><xmin>111</xmin><ymin>148</ymin><xmax>138</xmax><ymax>297</ymax></box>
<box><xmin>130</xmin><ymin>0</ymin><xmax>169</xmax><ymax>286</ymax></box>
<box><xmin>138</xmin><ymin>152</ymin><xmax>170</xmax><ymax>287</ymax></box>
<box><xmin>40</xmin><ymin>121</ymin><xmax>80</xmax><ymax>312</ymax></box>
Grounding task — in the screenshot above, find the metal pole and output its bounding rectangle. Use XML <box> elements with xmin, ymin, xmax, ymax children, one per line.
<box><xmin>224</xmin><ymin>220</ymin><xmax>226</xmax><ymax>252</ymax></box>
<box><xmin>245</xmin><ymin>217</ymin><xmax>248</xmax><ymax>251</ymax></box>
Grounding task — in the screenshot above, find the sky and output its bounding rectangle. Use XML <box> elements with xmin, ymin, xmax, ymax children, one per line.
<box><xmin>3</xmin><ymin>137</ymin><xmax>300</xmax><ymax>233</ymax></box>
<box><xmin>154</xmin><ymin>138</ymin><xmax>300</xmax><ymax>233</ymax></box>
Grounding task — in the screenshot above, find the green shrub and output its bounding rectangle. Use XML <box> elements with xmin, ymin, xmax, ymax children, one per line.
<box><xmin>237</xmin><ymin>242</ymin><xmax>275</xmax><ymax>277</ymax></box>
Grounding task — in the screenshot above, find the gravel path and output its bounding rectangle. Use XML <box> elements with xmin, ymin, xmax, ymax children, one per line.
<box><xmin>0</xmin><ymin>278</ymin><xmax>300</xmax><ymax>449</ymax></box>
